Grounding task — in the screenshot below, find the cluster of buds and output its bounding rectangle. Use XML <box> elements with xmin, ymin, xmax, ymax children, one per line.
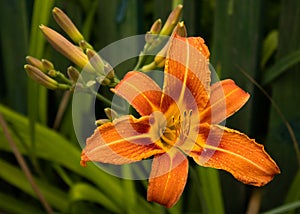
<box><xmin>25</xmin><ymin>56</ymin><xmax>72</xmax><ymax>90</ymax></box>
<box><xmin>25</xmin><ymin>7</ymin><xmax>117</xmax><ymax>91</ymax></box>
<box><xmin>135</xmin><ymin>4</ymin><xmax>186</xmax><ymax>71</ymax></box>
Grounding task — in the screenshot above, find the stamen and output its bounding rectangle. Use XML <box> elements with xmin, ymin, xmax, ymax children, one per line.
<box><xmin>180</xmin><ymin>109</ymin><xmax>192</xmax><ymax>140</ymax></box>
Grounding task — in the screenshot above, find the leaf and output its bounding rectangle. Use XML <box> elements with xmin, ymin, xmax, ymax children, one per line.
<box><xmin>0</xmin><ymin>158</ymin><xmax>68</xmax><ymax>211</ymax></box>
<box><xmin>261</xmin><ymin>201</ymin><xmax>300</xmax><ymax>214</ymax></box>
<box><xmin>0</xmin><ymin>192</ymin><xmax>44</xmax><ymax>214</ymax></box>
<box><xmin>69</xmin><ymin>183</ymin><xmax>121</xmax><ymax>213</ymax></box>
<box><xmin>0</xmin><ymin>0</ymin><xmax>28</xmax><ymax>113</ymax></box>
<box><xmin>285</xmin><ymin>170</ymin><xmax>300</xmax><ymax>214</ymax></box>
<box><xmin>261</xmin><ymin>49</ymin><xmax>300</xmax><ymax>85</ymax></box>
<box><xmin>261</xmin><ymin>30</ymin><xmax>278</xmax><ymax>69</ymax></box>
<box><xmin>197</xmin><ymin>167</ymin><xmax>225</xmax><ymax>214</ymax></box>
<box><xmin>0</xmin><ymin>104</ymin><xmax>159</xmax><ymax>212</ymax></box>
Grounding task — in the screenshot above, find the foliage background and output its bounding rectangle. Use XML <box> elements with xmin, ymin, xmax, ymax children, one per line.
<box><xmin>0</xmin><ymin>0</ymin><xmax>300</xmax><ymax>213</ymax></box>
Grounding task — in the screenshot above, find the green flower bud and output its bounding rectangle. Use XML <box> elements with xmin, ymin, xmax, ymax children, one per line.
<box><xmin>160</xmin><ymin>4</ymin><xmax>183</xmax><ymax>36</ymax></box>
<box><xmin>24</xmin><ymin>64</ymin><xmax>58</xmax><ymax>90</ymax></box>
<box><xmin>26</xmin><ymin>56</ymin><xmax>44</xmax><ymax>71</ymax></box>
<box><xmin>145</xmin><ymin>19</ymin><xmax>162</xmax><ymax>43</ymax></box>
<box><xmin>86</xmin><ymin>48</ymin><xmax>105</xmax><ymax>75</ymax></box>
<box><xmin>40</xmin><ymin>25</ymin><xmax>92</xmax><ymax>70</ymax></box>
<box><xmin>67</xmin><ymin>66</ymin><xmax>80</xmax><ymax>82</ymax></box>
<box><xmin>52</xmin><ymin>7</ymin><xmax>84</xmax><ymax>44</ymax></box>
<box><xmin>104</xmin><ymin>108</ymin><xmax>118</xmax><ymax>120</ymax></box>
<box><xmin>41</xmin><ymin>59</ymin><xmax>54</xmax><ymax>71</ymax></box>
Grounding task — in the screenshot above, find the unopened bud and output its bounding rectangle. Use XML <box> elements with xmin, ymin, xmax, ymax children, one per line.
<box><xmin>160</xmin><ymin>4</ymin><xmax>183</xmax><ymax>35</ymax></box>
<box><xmin>24</xmin><ymin>64</ymin><xmax>58</xmax><ymax>90</ymax></box>
<box><xmin>67</xmin><ymin>66</ymin><xmax>80</xmax><ymax>82</ymax></box>
<box><xmin>26</xmin><ymin>56</ymin><xmax>44</xmax><ymax>71</ymax></box>
<box><xmin>175</xmin><ymin>21</ymin><xmax>187</xmax><ymax>37</ymax></box>
<box><xmin>52</xmin><ymin>7</ymin><xmax>84</xmax><ymax>43</ymax></box>
<box><xmin>145</xmin><ymin>19</ymin><xmax>162</xmax><ymax>43</ymax></box>
<box><xmin>104</xmin><ymin>108</ymin><xmax>118</xmax><ymax>120</ymax></box>
<box><xmin>150</xmin><ymin>19</ymin><xmax>162</xmax><ymax>34</ymax></box>
<box><xmin>96</xmin><ymin>76</ymin><xmax>111</xmax><ymax>86</ymax></box>
<box><xmin>105</xmin><ymin>68</ymin><xmax>115</xmax><ymax>80</ymax></box>
<box><xmin>95</xmin><ymin>119</ymin><xmax>110</xmax><ymax>126</ymax></box>
<box><xmin>41</xmin><ymin>59</ymin><xmax>54</xmax><ymax>70</ymax></box>
<box><xmin>47</xmin><ymin>70</ymin><xmax>57</xmax><ymax>77</ymax></box>
<box><xmin>40</xmin><ymin>25</ymin><xmax>91</xmax><ymax>69</ymax></box>
<box><xmin>79</xmin><ymin>40</ymin><xmax>93</xmax><ymax>51</ymax></box>
<box><xmin>154</xmin><ymin>41</ymin><xmax>169</xmax><ymax>67</ymax></box>
<box><xmin>86</xmin><ymin>49</ymin><xmax>105</xmax><ymax>75</ymax></box>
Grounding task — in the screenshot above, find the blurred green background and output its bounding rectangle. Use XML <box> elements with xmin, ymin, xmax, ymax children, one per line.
<box><xmin>1</xmin><ymin>0</ymin><xmax>300</xmax><ymax>213</ymax></box>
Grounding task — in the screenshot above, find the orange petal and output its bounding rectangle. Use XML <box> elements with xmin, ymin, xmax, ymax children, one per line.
<box><xmin>200</xmin><ymin>79</ymin><xmax>250</xmax><ymax>124</ymax></box>
<box><xmin>190</xmin><ymin>124</ymin><xmax>280</xmax><ymax>186</ymax></box>
<box><xmin>162</xmin><ymin>33</ymin><xmax>211</xmax><ymax>112</ymax></box>
<box><xmin>147</xmin><ymin>151</ymin><xmax>188</xmax><ymax>208</ymax></box>
<box><xmin>113</xmin><ymin>71</ymin><xmax>162</xmax><ymax>116</ymax></box>
<box><xmin>81</xmin><ymin>115</ymin><xmax>165</xmax><ymax>166</ymax></box>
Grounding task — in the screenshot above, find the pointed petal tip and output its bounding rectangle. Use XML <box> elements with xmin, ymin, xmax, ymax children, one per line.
<box><xmin>193</xmin><ymin>124</ymin><xmax>281</xmax><ymax>187</ymax></box>
<box><xmin>147</xmin><ymin>152</ymin><xmax>188</xmax><ymax>208</ymax></box>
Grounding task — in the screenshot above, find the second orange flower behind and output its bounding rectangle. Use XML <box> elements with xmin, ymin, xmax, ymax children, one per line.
<box><xmin>80</xmin><ymin>33</ymin><xmax>280</xmax><ymax>208</ymax></box>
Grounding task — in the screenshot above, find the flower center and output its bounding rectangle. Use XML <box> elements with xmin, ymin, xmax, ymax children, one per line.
<box><xmin>160</xmin><ymin>109</ymin><xmax>193</xmax><ymax>147</ymax></box>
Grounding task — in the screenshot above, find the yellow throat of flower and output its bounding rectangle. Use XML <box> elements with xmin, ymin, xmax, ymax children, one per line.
<box><xmin>152</xmin><ymin>104</ymin><xmax>192</xmax><ymax>151</ymax></box>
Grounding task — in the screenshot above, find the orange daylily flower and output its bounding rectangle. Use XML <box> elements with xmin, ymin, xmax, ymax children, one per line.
<box><xmin>80</xmin><ymin>33</ymin><xmax>280</xmax><ymax>208</ymax></box>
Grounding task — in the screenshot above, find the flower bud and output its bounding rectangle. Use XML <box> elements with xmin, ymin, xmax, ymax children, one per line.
<box><xmin>47</xmin><ymin>69</ymin><xmax>57</xmax><ymax>78</ymax></box>
<box><xmin>24</xmin><ymin>64</ymin><xmax>58</xmax><ymax>90</ymax></box>
<box><xmin>154</xmin><ymin>41</ymin><xmax>169</xmax><ymax>67</ymax></box>
<box><xmin>40</xmin><ymin>25</ymin><xmax>91</xmax><ymax>70</ymax></box>
<box><xmin>95</xmin><ymin>119</ymin><xmax>110</xmax><ymax>126</ymax></box>
<box><xmin>104</xmin><ymin>108</ymin><xmax>118</xmax><ymax>120</ymax></box>
<box><xmin>67</xmin><ymin>66</ymin><xmax>80</xmax><ymax>82</ymax></box>
<box><xmin>26</xmin><ymin>56</ymin><xmax>44</xmax><ymax>71</ymax></box>
<box><xmin>105</xmin><ymin>69</ymin><xmax>115</xmax><ymax>80</ymax></box>
<box><xmin>96</xmin><ymin>76</ymin><xmax>111</xmax><ymax>86</ymax></box>
<box><xmin>175</xmin><ymin>21</ymin><xmax>187</xmax><ymax>37</ymax></box>
<box><xmin>41</xmin><ymin>59</ymin><xmax>54</xmax><ymax>70</ymax></box>
<box><xmin>52</xmin><ymin>7</ymin><xmax>84</xmax><ymax>44</ymax></box>
<box><xmin>79</xmin><ymin>40</ymin><xmax>94</xmax><ymax>51</ymax></box>
<box><xmin>86</xmin><ymin>48</ymin><xmax>105</xmax><ymax>75</ymax></box>
<box><xmin>160</xmin><ymin>4</ymin><xmax>183</xmax><ymax>36</ymax></box>
<box><xmin>145</xmin><ymin>19</ymin><xmax>162</xmax><ymax>43</ymax></box>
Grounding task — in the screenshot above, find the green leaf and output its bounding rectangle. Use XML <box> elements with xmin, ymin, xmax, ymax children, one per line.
<box><xmin>0</xmin><ymin>158</ymin><xmax>68</xmax><ymax>211</ymax></box>
<box><xmin>0</xmin><ymin>104</ymin><xmax>159</xmax><ymax>212</ymax></box>
<box><xmin>0</xmin><ymin>104</ymin><xmax>123</xmax><ymax>207</ymax></box>
<box><xmin>0</xmin><ymin>0</ymin><xmax>28</xmax><ymax>113</ymax></box>
<box><xmin>27</xmin><ymin>0</ymin><xmax>55</xmax><ymax>169</ymax></box>
<box><xmin>261</xmin><ymin>30</ymin><xmax>278</xmax><ymax>69</ymax></box>
<box><xmin>262</xmin><ymin>49</ymin><xmax>300</xmax><ymax>85</ymax></box>
<box><xmin>261</xmin><ymin>201</ymin><xmax>300</xmax><ymax>214</ymax></box>
<box><xmin>69</xmin><ymin>183</ymin><xmax>121</xmax><ymax>213</ymax></box>
<box><xmin>0</xmin><ymin>192</ymin><xmax>44</xmax><ymax>214</ymax></box>
<box><xmin>197</xmin><ymin>167</ymin><xmax>225</xmax><ymax>214</ymax></box>
<box><xmin>284</xmin><ymin>170</ymin><xmax>300</xmax><ymax>214</ymax></box>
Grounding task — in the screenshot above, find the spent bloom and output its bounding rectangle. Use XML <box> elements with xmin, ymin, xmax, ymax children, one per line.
<box><xmin>81</xmin><ymin>33</ymin><xmax>280</xmax><ymax>208</ymax></box>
